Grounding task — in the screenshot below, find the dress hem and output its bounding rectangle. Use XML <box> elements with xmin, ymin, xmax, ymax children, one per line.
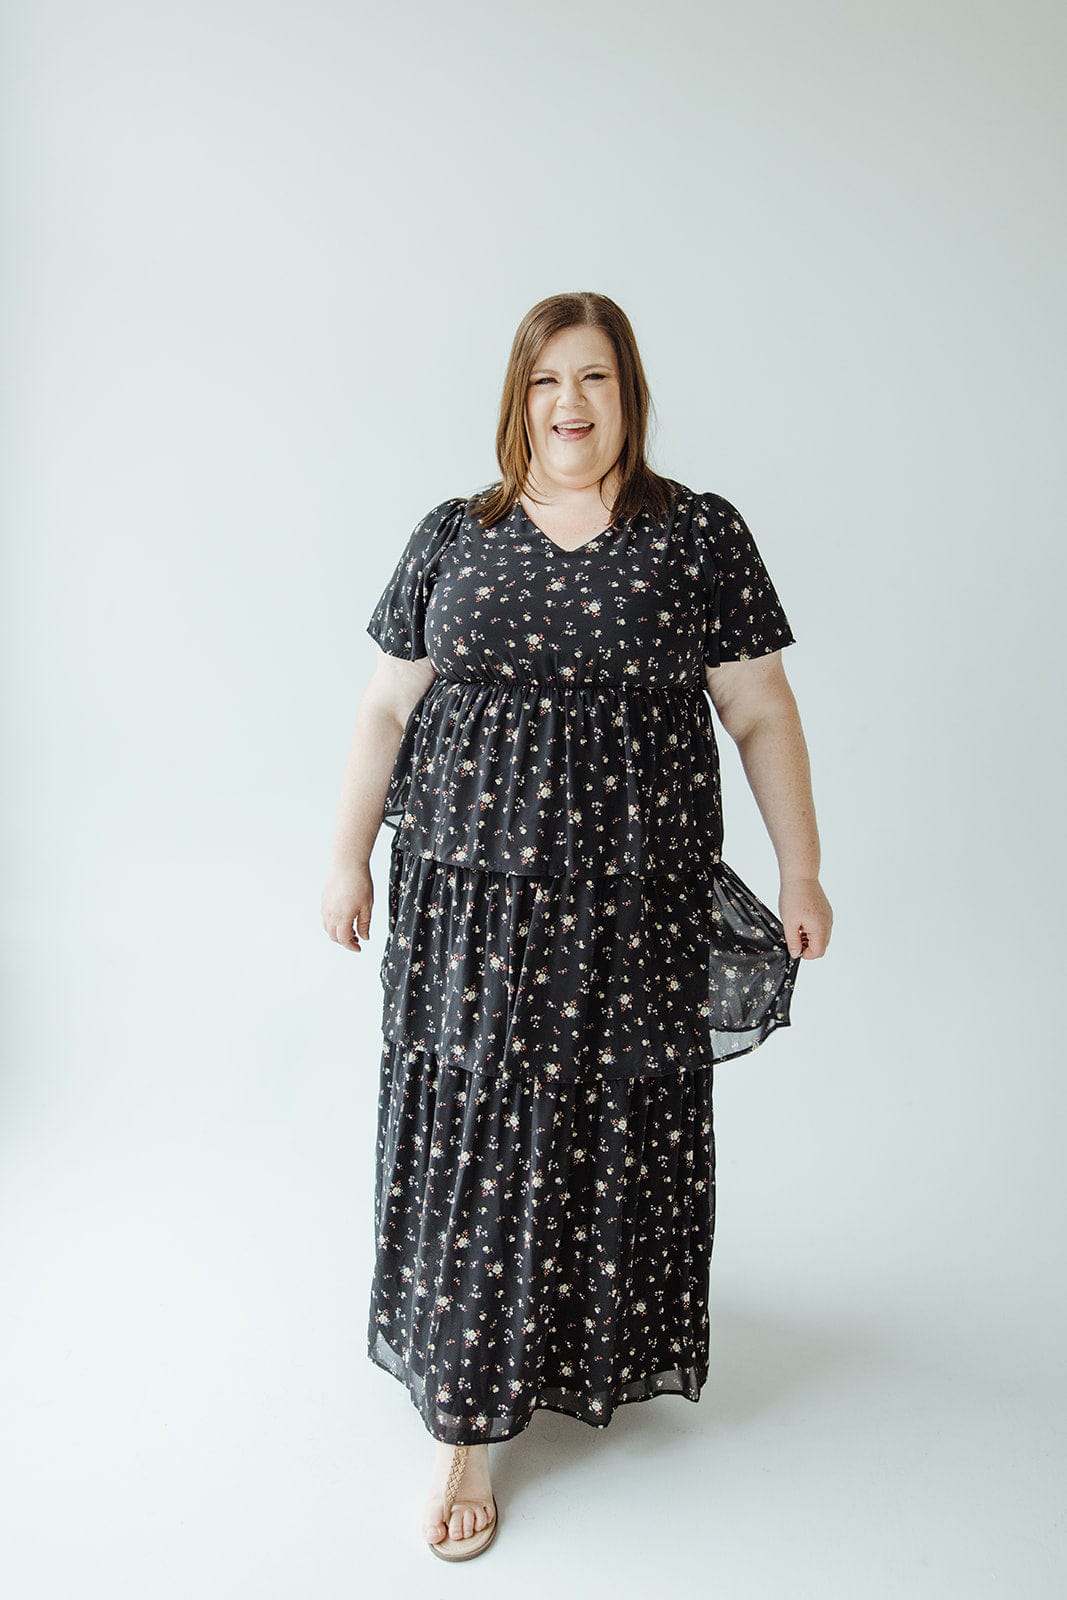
<box><xmin>366</xmin><ymin>1329</ymin><xmax>710</xmax><ymax>1445</ymax></box>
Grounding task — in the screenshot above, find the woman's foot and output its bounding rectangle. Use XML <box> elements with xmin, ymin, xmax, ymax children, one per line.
<box><xmin>422</xmin><ymin>1439</ymin><xmax>495</xmax><ymax>1546</ymax></box>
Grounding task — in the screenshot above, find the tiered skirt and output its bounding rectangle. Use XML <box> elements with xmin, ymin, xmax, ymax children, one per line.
<box><xmin>366</xmin><ymin>834</ymin><xmax>798</xmax><ymax>1444</ymax></box>
<box><xmin>368</xmin><ymin>1035</ymin><xmax>715</xmax><ymax>1444</ymax></box>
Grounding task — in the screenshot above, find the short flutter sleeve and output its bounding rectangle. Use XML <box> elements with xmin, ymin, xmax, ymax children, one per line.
<box><xmin>690</xmin><ymin>492</ymin><xmax>796</xmax><ymax>666</ymax></box>
<box><xmin>365</xmin><ymin>497</ymin><xmax>467</xmax><ymax>661</ymax></box>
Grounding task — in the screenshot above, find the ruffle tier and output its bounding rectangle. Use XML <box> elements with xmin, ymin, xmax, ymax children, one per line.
<box><xmin>381</xmin><ymin>676</ymin><xmax>724</xmax><ymax>877</ymax></box>
<box><xmin>378</xmin><ymin>835</ymin><xmax>799</xmax><ymax>1085</ymax></box>
<box><xmin>368</xmin><ymin>1034</ymin><xmax>715</xmax><ymax>1444</ymax></box>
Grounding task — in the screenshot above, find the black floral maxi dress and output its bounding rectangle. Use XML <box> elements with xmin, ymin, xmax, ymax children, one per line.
<box><xmin>363</xmin><ymin>479</ymin><xmax>799</xmax><ymax>1446</ymax></box>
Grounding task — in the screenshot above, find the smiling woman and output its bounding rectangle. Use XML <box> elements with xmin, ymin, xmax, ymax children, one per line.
<box><xmin>322</xmin><ymin>289</ymin><xmax>831</xmax><ymax>1561</ymax></box>
<box><xmin>520</xmin><ymin>325</ymin><xmax>627</xmax><ymax>544</ymax></box>
<box><xmin>469</xmin><ymin>291</ymin><xmax>675</xmax><ymax>538</ymax></box>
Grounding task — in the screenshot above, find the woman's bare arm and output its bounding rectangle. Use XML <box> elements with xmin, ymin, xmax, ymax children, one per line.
<box><xmin>321</xmin><ymin>648</ymin><xmax>436</xmax><ymax>953</ymax></box>
<box><xmin>704</xmin><ymin>652</ymin><xmax>832</xmax><ymax>959</ymax></box>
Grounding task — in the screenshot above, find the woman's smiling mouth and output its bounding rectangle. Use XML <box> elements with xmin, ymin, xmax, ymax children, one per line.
<box><xmin>553</xmin><ymin>422</ymin><xmax>594</xmax><ymax>439</ymax></box>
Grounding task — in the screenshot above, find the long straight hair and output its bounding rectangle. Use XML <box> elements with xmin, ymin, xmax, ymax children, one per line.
<box><xmin>468</xmin><ymin>292</ymin><xmax>675</xmax><ymax>529</ymax></box>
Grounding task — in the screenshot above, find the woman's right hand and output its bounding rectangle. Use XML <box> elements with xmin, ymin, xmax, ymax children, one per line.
<box><xmin>321</xmin><ymin>860</ymin><xmax>374</xmax><ymax>953</ymax></box>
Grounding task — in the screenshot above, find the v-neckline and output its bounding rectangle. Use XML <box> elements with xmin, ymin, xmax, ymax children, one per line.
<box><xmin>515</xmin><ymin>501</ymin><xmax>617</xmax><ymax>555</ymax></box>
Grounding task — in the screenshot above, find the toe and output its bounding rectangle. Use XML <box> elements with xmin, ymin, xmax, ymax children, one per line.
<box><xmin>448</xmin><ymin>1506</ymin><xmax>467</xmax><ymax>1541</ymax></box>
<box><xmin>423</xmin><ymin>1509</ymin><xmax>447</xmax><ymax>1543</ymax></box>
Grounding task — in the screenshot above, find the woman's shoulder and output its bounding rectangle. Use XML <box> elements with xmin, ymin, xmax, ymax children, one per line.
<box><xmin>386</xmin><ymin>495</ymin><xmax>469</xmax><ymax>578</ymax></box>
<box><xmin>664</xmin><ymin>485</ymin><xmax>766</xmax><ymax>596</ymax></box>
<box><xmin>419</xmin><ymin>494</ymin><xmax>470</xmax><ymax>526</ymax></box>
<box><xmin>407</xmin><ymin>494</ymin><xmax>471</xmax><ymax>547</ymax></box>
<box><xmin>666</xmin><ymin>482</ymin><xmax>744</xmax><ymax>519</ymax></box>
<box><xmin>657</xmin><ymin>480</ymin><xmax>742</xmax><ymax>532</ymax></box>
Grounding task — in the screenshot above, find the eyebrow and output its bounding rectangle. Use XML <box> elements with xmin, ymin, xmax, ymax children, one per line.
<box><xmin>531</xmin><ymin>362</ymin><xmax>613</xmax><ymax>375</ymax></box>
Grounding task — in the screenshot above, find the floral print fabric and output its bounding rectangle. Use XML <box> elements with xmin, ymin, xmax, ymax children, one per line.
<box><xmin>365</xmin><ymin>481</ymin><xmax>800</xmax><ymax>1086</ymax></box>
<box><xmin>378</xmin><ymin>841</ymin><xmax>795</xmax><ymax>1084</ymax></box>
<box><xmin>368</xmin><ymin>1035</ymin><xmax>716</xmax><ymax>1445</ymax></box>
<box><xmin>368</xmin><ymin>483</ymin><xmax>796</xmax><ymax>873</ymax></box>
<box><xmin>362</xmin><ymin>479</ymin><xmax>799</xmax><ymax>1441</ymax></box>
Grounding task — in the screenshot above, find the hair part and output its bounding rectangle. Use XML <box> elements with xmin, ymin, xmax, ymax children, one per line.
<box><xmin>468</xmin><ymin>291</ymin><xmax>675</xmax><ymax>529</ymax></box>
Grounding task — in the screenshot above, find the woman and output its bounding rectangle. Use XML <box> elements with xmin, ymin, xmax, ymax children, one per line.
<box><xmin>321</xmin><ymin>292</ymin><xmax>832</xmax><ymax>1561</ymax></box>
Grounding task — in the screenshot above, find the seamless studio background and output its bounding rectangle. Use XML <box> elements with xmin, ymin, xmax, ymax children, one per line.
<box><xmin>2</xmin><ymin>1</ymin><xmax>1064</xmax><ymax>1596</ymax></box>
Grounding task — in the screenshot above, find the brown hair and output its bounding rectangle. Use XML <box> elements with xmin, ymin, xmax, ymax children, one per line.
<box><xmin>468</xmin><ymin>292</ymin><xmax>675</xmax><ymax>529</ymax></box>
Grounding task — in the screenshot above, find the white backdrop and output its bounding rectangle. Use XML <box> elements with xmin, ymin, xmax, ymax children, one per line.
<box><xmin>3</xmin><ymin>1</ymin><xmax>1065</xmax><ymax>1595</ymax></box>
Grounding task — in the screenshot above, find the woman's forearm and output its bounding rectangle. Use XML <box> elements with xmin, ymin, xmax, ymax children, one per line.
<box><xmin>732</xmin><ymin>705</ymin><xmax>821</xmax><ymax>882</ymax></box>
<box><xmin>328</xmin><ymin>698</ymin><xmax>407</xmax><ymax>871</ymax></box>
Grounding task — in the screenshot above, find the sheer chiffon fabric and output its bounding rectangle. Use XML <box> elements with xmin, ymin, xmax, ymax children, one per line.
<box><xmin>368</xmin><ymin>1036</ymin><xmax>715</xmax><ymax>1445</ymax></box>
<box><xmin>379</xmin><ymin>836</ymin><xmax>796</xmax><ymax>1085</ymax></box>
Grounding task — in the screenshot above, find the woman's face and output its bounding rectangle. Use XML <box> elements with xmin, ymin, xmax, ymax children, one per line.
<box><xmin>524</xmin><ymin>324</ymin><xmax>626</xmax><ymax>500</ymax></box>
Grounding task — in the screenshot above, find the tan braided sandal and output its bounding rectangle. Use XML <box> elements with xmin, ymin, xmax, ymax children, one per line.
<box><xmin>428</xmin><ymin>1443</ymin><xmax>499</xmax><ymax>1561</ymax></box>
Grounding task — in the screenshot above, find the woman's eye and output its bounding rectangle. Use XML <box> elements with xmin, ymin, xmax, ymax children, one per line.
<box><xmin>532</xmin><ymin>374</ymin><xmax>607</xmax><ymax>385</ymax></box>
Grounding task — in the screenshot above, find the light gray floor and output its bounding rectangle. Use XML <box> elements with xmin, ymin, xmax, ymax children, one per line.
<box><xmin>1</xmin><ymin>903</ymin><xmax>1063</xmax><ymax>1599</ymax></box>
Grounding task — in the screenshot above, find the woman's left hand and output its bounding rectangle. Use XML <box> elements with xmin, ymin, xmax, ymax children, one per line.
<box><xmin>779</xmin><ymin>875</ymin><xmax>833</xmax><ymax>959</ymax></box>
